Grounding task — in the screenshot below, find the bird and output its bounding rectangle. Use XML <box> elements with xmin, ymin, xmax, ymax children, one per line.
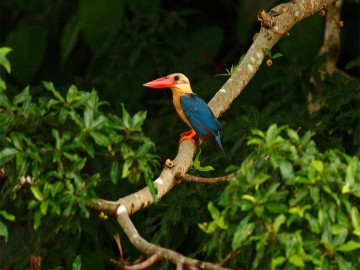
<box><xmin>143</xmin><ymin>73</ymin><xmax>229</xmax><ymax>163</ymax></box>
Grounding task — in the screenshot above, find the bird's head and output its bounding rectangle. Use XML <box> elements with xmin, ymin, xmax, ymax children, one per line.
<box><xmin>143</xmin><ymin>73</ymin><xmax>192</xmax><ymax>94</ymax></box>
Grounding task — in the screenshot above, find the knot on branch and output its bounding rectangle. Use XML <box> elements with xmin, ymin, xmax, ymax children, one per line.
<box><xmin>165</xmin><ymin>159</ymin><xmax>174</xmax><ymax>168</ymax></box>
<box><xmin>258</xmin><ymin>9</ymin><xmax>282</xmax><ymax>28</ymax></box>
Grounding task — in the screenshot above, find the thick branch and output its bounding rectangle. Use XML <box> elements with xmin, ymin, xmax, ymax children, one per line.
<box><xmin>94</xmin><ymin>0</ymin><xmax>338</xmax><ymax>217</ymax></box>
<box><xmin>92</xmin><ymin>140</ymin><xmax>196</xmax><ymax>216</ymax></box>
<box><xmin>116</xmin><ymin>205</ymin><xmax>231</xmax><ymax>270</ymax></box>
<box><xmin>92</xmin><ymin>1</ymin><xmax>339</xmax><ymax>269</ymax></box>
<box><xmin>209</xmin><ymin>0</ymin><xmax>338</xmax><ymax>118</ymax></box>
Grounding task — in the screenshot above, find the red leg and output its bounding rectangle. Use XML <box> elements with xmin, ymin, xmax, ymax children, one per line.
<box><xmin>179</xmin><ymin>129</ymin><xmax>197</xmax><ymax>144</ymax></box>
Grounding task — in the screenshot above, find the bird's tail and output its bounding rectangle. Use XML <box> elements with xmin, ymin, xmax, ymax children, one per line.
<box><xmin>215</xmin><ymin>135</ymin><xmax>231</xmax><ymax>165</ymax></box>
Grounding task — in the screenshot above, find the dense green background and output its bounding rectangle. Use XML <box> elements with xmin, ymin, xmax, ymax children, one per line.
<box><xmin>0</xmin><ymin>0</ymin><xmax>359</xmax><ymax>269</ymax></box>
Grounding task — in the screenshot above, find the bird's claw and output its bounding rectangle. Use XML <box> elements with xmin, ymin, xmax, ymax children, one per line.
<box><xmin>179</xmin><ymin>130</ymin><xmax>197</xmax><ymax>144</ymax></box>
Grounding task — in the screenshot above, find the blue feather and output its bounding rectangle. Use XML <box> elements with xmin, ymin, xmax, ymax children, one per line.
<box><xmin>180</xmin><ymin>94</ymin><xmax>229</xmax><ymax>162</ymax></box>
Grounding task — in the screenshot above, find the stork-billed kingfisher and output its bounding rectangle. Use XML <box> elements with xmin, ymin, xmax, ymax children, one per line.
<box><xmin>143</xmin><ymin>73</ymin><xmax>229</xmax><ymax>162</ymax></box>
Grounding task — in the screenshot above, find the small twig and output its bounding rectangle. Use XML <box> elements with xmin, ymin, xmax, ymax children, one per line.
<box><xmin>177</xmin><ymin>262</ymin><xmax>184</xmax><ymax>270</ymax></box>
<box><xmin>114</xmin><ymin>234</ymin><xmax>124</xmax><ymax>260</ymax></box>
<box><xmin>112</xmin><ymin>254</ymin><xmax>160</xmax><ymax>270</ymax></box>
<box><xmin>220</xmin><ymin>249</ymin><xmax>242</xmax><ymax>268</ymax></box>
<box><xmin>178</xmin><ymin>173</ymin><xmax>236</xmax><ymax>184</ymax></box>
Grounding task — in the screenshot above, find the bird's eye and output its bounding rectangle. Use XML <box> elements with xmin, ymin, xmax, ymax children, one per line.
<box><xmin>174</xmin><ymin>75</ymin><xmax>179</xmax><ymax>81</ymax></box>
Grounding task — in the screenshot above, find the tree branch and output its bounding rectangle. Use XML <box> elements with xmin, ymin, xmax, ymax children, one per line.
<box><xmin>116</xmin><ymin>205</ymin><xmax>232</xmax><ymax>270</ymax></box>
<box><xmin>308</xmin><ymin>0</ymin><xmax>343</xmax><ymax>112</ymax></box>
<box><xmin>91</xmin><ymin>0</ymin><xmax>339</xmax><ymax>269</ymax></box>
<box><xmin>91</xmin><ymin>140</ymin><xmax>196</xmax><ymax>216</ymax></box>
<box><xmin>317</xmin><ymin>0</ymin><xmax>343</xmax><ymax>75</ymax></box>
<box><xmin>178</xmin><ymin>173</ymin><xmax>236</xmax><ymax>184</ymax></box>
<box><xmin>208</xmin><ymin>0</ymin><xmax>338</xmax><ymax>118</ymax></box>
<box><xmin>112</xmin><ymin>253</ymin><xmax>160</xmax><ymax>270</ymax></box>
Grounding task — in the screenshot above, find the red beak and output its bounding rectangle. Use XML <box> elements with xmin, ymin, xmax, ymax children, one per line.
<box><xmin>143</xmin><ymin>76</ymin><xmax>176</xmax><ymax>89</ymax></box>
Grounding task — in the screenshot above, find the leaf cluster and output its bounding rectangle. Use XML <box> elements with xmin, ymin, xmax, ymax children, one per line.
<box><xmin>201</xmin><ymin>125</ymin><xmax>360</xmax><ymax>269</ymax></box>
<box><xmin>0</xmin><ymin>48</ymin><xmax>159</xmax><ymax>269</ymax></box>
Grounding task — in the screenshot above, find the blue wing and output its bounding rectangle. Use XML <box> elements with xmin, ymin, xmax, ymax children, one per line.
<box><xmin>179</xmin><ymin>93</ymin><xmax>221</xmax><ymax>146</ymax></box>
<box><xmin>179</xmin><ymin>93</ymin><xmax>230</xmax><ymax>163</ymax></box>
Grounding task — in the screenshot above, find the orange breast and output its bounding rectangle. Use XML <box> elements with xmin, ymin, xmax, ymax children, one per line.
<box><xmin>173</xmin><ymin>92</ymin><xmax>191</xmax><ymax>127</ymax></box>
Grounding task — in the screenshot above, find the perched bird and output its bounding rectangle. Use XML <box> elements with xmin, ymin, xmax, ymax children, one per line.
<box><xmin>143</xmin><ymin>73</ymin><xmax>229</xmax><ymax>162</ymax></box>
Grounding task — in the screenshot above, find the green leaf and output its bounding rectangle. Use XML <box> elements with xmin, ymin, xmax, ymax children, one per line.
<box><xmin>266</xmin><ymin>124</ymin><xmax>279</xmax><ymax>145</ymax></box>
<box><xmin>289</xmin><ymin>254</ymin><xmax>305</xmax><ymax>267</ymax></box>
<box><xmin>208</xmin><ymin>202</ymin><xmax>221</xmax><ymax>220</ymax></box>
<box><xmin>66</xmin><ymin>85</ymin><xmax>79</xmax><ymax>104</ymax></box>
<box><xmin>0</xmin><ymin>148</ymin><xmax>18</xmax><ymax>160</ymax></box>
<box><xmin>266</xmin><ymin>203</ymin><xmax>288</xmax><ymax>214</ymax></box>
<box><xmin>336</xmin><ymin>240</ymin><xmax>360</xmax><ymax>252</ymax></box>
<box><xmin>72</xmin><ymin>255</ymin><xmax>82</xmax><ymax>270</ymax></box>
<box><xmin>345</xmin><ymin>157</ymin><xmax>358</xmax><ymax>186</ymax></box>
<box><xmin>0</xmin><ymin>77</ymin><xmax>6</xmax><ymax>91</ymax></box>
<box><xmin>5</xmin><ymin>26</ymin><xmax>47</xmax><ymax>84</ymax></box>
<box><xmin>193</xmin><ymin>149</ymin><xmax>215</xmax><ymax>172</ymax></box>
<box><xmin>43</xmin><ymin>81</ymin><xmax>65</xmax><ymax>102</ymax></box>
<box><xmin>279</xmin><ymin>161</ymin><xmax>294</xmax><ymax>179</ymax></box>
<box><xmin>33</xmin><ymin>210</ymin><xmax>42</xmax><ymax>230</ymax></box>
<box><xmin>251</xmin><ymin>129</ymin><xmax>265</xmax><ymax>138</ymax></box>
<box><xmin>110</xmin><ymin>161</ymin><xmax>120</xmax><ymax>184</ymax></box>
<box><xmin>145</xmin><ymin>177</ymin><xmax>158</xmax><ymax>204</ymax></box>
<box><xmin>52</xmin><ymin>129</ymin><xmax>62</xmax><ymax>150</ymax></box>
<box><xmin>0</xmin><ymin>210</ymin><xmax>15</xmax><ymax>221</ymax></box>
<box><xmin>30</xmin><ymin>186</ymin><xmax>45</xmax><ymax>201</ymax></box>
<box><xmin>195</xmin><ymin>165</ymin><xmax>215</xmax><ymax>172</ymax></box>
<box><xmin>121</xmin><ymin>159</ymin><xmax>133</xmax><ymax>178</ymax></box>
<box><xmin>0</xmin><ymin>221</ymin><xmax>9</xmax><ymax>242</ymax></box>
<box><xmin>247</xmin><ymin>138</ymin><xmax>264</xmax><ymax>145</ymax></box>
<box><xmin>132</xmin><ymin>111</ymin><xmax>147</xmax><ymax>130</ymax></box>
<box><xmin>351</xmin><ymin>207</ymin><xmax>360</xmax><ymax>232</ymax></box>
<box><xmin>332</xmin><ymin>228</ymin><xmax>348</xmax><ymax>247</ymax></box>
<box><xmin>242</xmin><ymin>194</ymin><xmax>256</xmax><ymax>203</ymax></box>
<box><xmin>40</xmin><ymin>201</ymin><xmax>49</xmax><ymax>215</ymax></box>
<box><xmin>273</xmin><ymin>214</ymin><xmax>286</xmax><ymax>232</ymax></box>
<box><xmin>83</xmin><ymin>106</ymin><xmax>93</xmax><ymax>128</ymax></box>
<box><xmin>89</xmin><ymin>131</ymin><xmax>111</xmax><ymax>147</ymax></box>
<box><xmin>336</xmin><ymin>254</ymin><xmax>354</xmax><ymax>270</ymax></box>
<box><xmin>271</xmin><ymin>256</ymin><xmax>286</xmax><ymax>270</ymax></box>
<box><xmin>232</xmin><ymin>222</ymin><xmax>255</xmax><ymax>249</ymax></box>
<box><xmin>272</xmin><ymin>53</ymin><xmax>284</xmax><ymax>59</ymax></box>
<box><xmin>0</xmin><ymin>47</ymin><xmax>12</xmax><ymax>73</ymax></box>
<box><xmin>69</xmin><ymin>111</ymin><xmax>84</xmax><ymax>127</ymax></box>
<box><xmin>136</xmin><ymin>141</ymin><xmax>154</xmax><ymax>157</ymax></box>
<box><xmin>345</xmin><ymin>57</ymin><xmax>360</xmax><ymax>70</ymax></box>
<box><xmin>287</xmin><ymin>129</ymin><xmax>299</xmax><ymax>141</ymax></box>
<box><xmin>89</xmin><ymin>115</ymin><xmax>107</xmax><ymax>130</ymax></box>
<box><xmin>311</xmin><ymin>159</ymin><xmax>324</xmax><ymax>173</ymax></box>
<box><xmin>120</xmin><ymin>103</ymin><xmax>132</xmax><ymax>129</ymax></box>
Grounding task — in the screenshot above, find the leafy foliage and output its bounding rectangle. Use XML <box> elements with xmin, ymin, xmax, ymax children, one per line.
<box><xmin>0</xmin><ymin>0</ymin><xmax>359</xmax><ymax>269</ymax></box>
<box><xmin>0</xmin><ymin>48</ymin><xmax>159</xmax><ymax>269</ymax></box>
<box><xmin>200</xmin><ymin>124</ymin><xmax>360</xmax><ymax>269</ymax></box>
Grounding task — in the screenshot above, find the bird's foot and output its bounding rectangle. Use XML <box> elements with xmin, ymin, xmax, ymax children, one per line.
<box><xmin>179</xmin><ymin>130</ymin><xmax>197</xmax><ymax>144</ymax></box>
